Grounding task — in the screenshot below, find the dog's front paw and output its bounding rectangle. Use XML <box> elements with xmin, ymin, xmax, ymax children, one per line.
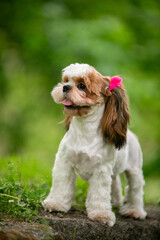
<box><xmin>88</xmin><ymin>210</ymin><xmax>116</xmax><ymax>227</ymax></box>
<box><xmin>120</xmin><ymin>204</ymin><xmax>147</xmax><ymax>219</ymax></box>
<box><xmin>42</xmin><ymin>199</ymin><xmax>69</xmax><ymax>213</ymax></box>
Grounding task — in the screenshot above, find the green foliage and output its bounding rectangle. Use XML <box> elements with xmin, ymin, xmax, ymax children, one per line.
<box><xmin>0</xmin><ymin>0</ymin><xmax>159</xmax><ymax>219</ymax></box>
<box><xmin>0</xmin><ymin>177</ymin><xmax>48</xmax><ymax>221</ymax></box>
<box><xmin>73</xmin><ymin>177</ymin><xmax>89</xmax><ymax>210</ymax></box>
<box><xmin>0</xmin><ymin>158</ymin><xmax>49</xmax><ymax>221</ymax></box>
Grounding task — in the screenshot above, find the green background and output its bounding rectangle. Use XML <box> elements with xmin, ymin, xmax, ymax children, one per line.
<box><xmin>0</xmin><ymin>0</ymin><xmax>159</xmax><ymax>205</ymax></box>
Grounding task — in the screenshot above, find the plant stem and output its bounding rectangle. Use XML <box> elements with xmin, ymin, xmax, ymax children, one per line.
<box><xmin>73</xmin><ymin>224</ymin><xmax>77</xmax><ymax>240</ymax></box>
<box><xmin>0</xmin><ymin>193</ymin><xmax>20</xmax><ymax>200</ymax></box>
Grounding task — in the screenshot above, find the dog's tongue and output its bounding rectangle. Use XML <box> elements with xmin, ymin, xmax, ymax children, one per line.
<box><xmin>61</xmin><ymin>99</ymin><xmax>73</xmax><ymax>106</ymax></box>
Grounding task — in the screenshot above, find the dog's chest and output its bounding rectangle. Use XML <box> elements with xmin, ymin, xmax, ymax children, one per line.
<box><xmin>62</xmin><ymin>129</ymin><xmax>115</xmax><ymax>181</ymax></box>
<box><xmin>74</xmin><ymin>150</ymin><xmax>102</xmax><ymax>180</ymax></box>
<box><xmin>71</xmin><ymin>135</ymin><xmax>102</xmax><ymax>176</ymax></box>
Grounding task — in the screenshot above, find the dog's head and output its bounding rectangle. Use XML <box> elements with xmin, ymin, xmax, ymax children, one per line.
<box><xmin>52</xmin><ymin>63</ymin><xmax>111</xmax><ymax>116</ymax></box>
<box><xmin>51</xmin><ymin>63</ymin><xmax>130</xmax><ymax>149</ymax></box>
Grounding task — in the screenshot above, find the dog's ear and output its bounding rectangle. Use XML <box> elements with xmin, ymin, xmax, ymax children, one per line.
<box><xmin>101</xmin><ymin>87</ymin><xmax>130</xmax><ymax>149</ymax></box>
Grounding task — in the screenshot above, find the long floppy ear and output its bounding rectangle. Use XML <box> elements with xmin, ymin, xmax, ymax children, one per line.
<box><xmin>101</xmin><ymin>87</ymin><xmax>130</xmax><ymax>149</ymax></box>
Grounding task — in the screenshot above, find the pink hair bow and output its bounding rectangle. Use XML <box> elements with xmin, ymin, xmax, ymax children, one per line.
<box><xmin>109</xmin><ymin>76</ymin><xmax>123</xmax><ymax>91</ymax></box>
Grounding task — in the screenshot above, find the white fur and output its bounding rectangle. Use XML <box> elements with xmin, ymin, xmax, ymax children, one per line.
<box><xmin>62</xmin><ymin>63</ymin><xmax>93</xmax><ymax>78</ymax></box>
<box><xmin>43</xmin><ymin>104</ymin><xmax>147</xmax><ymax>226</ymax></box>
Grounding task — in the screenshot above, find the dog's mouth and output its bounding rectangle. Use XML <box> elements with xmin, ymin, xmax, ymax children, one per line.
<box><xmin>61</xmin><ymin>99</ymin><xmax>90</xmax><ymax>110</ymax></box>
<box><xmin>65</xmin><ymin>105</ymin><xmax>90</xmax><ymax>110</ymax></box>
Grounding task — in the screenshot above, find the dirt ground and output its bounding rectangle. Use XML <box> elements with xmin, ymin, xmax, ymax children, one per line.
<box><xmin>0</xmin><ymin>206</ymin><xmax>160</xmax><ymax>240</ymax></box>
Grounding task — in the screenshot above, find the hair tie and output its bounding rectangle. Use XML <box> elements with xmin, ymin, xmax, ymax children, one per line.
<box><xmin>109</xmin><ymin>76</ymin><xmax>123</xmax><ymax>91</ymax></box>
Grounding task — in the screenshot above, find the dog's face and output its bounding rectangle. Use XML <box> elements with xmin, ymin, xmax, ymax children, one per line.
<box><xmin>51</xmin><ymin>64</ymin><xmax>111</xmax><ymax>116</ymax></box>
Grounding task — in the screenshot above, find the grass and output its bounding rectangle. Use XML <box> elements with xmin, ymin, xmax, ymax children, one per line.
<box><xmin>0</xmin><ymin>157</ymin><xmax>49</xmax><ymax>221</ymax></box>
<box><xmin>0</xmin><ymin>178</ymin><xmax>48</xmax><ymax>221</ymax></box>
<box><xmin>0</xmin><ymin>156</ymin><xmax>159</xmax><ymax>221</ymax></box>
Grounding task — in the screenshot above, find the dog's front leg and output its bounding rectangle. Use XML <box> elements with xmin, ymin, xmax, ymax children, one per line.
<box><xmin>43</xmin><ymin>146</ymin><xmax>76</xmax><ymax>213</ymax></box>
<box><xmin>86</xmin><ymin>166</ymin><xmax>115</xmax><ymax>227</ymax></box>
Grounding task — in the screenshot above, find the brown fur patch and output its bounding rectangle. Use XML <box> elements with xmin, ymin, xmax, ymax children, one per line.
<box><xmin>72</xmin><ymin>76</ymin><xmax>84</xmax><ymax>84</ymax></box>
<box><xmin>72</xmin><ymin>74</ymin><xmax>106</xmax><ymax>105</ymax></box>
<box><xmin>101</xmin><ymin>87</ymin><xmax>130</xmax><ymax>149</ymax></box>
<box><xmin>68</xmin><ymin>86</ymin><xmax>87</xmax><ymax>105</ymax></box>
<box><xmin>85</xmin><ymin>90</ymin><xmax>104</xmax><ymax>106</ymax></box>
<box><xmin>84</xmin><ymin>71</ymin><xmax>103</xmax><ymax>95</ymax></box>
<box><xmin>101</xmin><ymin>76</ymin><xmax>112</xmax><ymax>97</ymax></box>
<box><xmin>62</xmin><ymin>76</ymin><xmax>69</xmax><ymax>82</ymax></box>
<box><xmin>64</xmin><ymin>115</ymin><xmax>72</xmax><ymax>130</ymax></box>
<box><xmin>84</xmin><ymin>71</ymin><xmax>111</xmax><ymax>97</ymax></box>
<box><xmin>63</xmin><ymin>106</ymin><xmax>91</xmax><ymax>117</ymax></box>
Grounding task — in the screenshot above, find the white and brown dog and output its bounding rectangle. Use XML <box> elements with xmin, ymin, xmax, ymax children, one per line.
<box><xmin>43</xmin><ymin>63</ymin><xmax>147</xmax><ymax>226</ymax></box>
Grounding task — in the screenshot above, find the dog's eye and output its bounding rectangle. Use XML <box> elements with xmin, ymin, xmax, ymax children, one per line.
<box><xmin>77</xmin><ymin>83</ymin><xmax>86</xmax><ymax>90</ymax></box>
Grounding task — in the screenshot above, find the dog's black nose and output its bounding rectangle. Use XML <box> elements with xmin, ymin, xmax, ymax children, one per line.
<box><xmin>63</xmin><ymin>85</ymin><xmax>71</xmax><ymax>93</ymax></box>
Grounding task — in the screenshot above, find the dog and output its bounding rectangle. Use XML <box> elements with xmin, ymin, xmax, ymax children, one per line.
<box><xmin>43</xmin><ymin>63</ymin><xmax>147</xmax><ymax>226</ymax></box>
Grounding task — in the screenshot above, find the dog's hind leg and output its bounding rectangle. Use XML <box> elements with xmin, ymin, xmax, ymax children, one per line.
<box><xmin>120</xmin><ymin>168</ymin><xmax>147</xmax><ymax>219</ymax></box>
<box><xmin>120</xmin><ymin>131</ymin><xmax>147</xmax><ymax>219</ymax></box>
